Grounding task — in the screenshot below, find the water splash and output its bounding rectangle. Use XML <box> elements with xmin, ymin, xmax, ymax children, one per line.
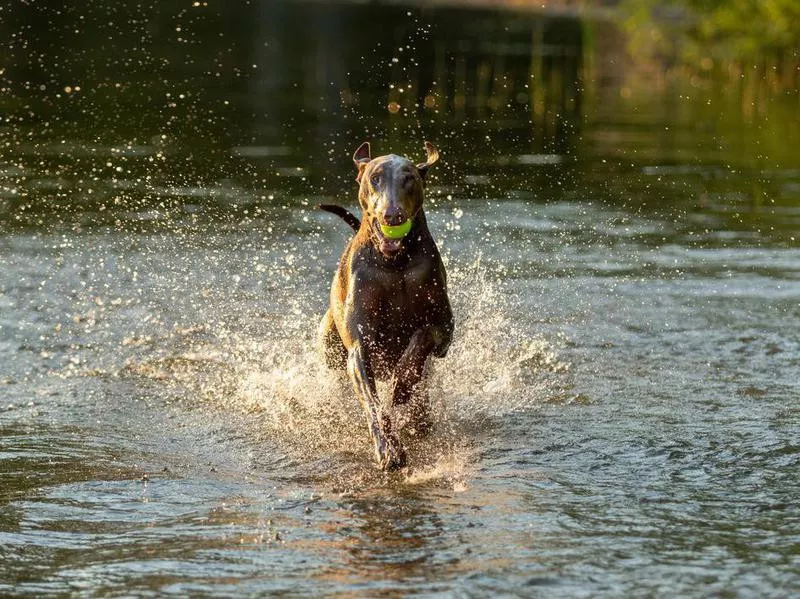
<box><xmin>96</xmin><ymin>253</ymin><xmax>570</xmax><ymax>487</ymax></box>
<box><xmin>432</xmin><ymin>254</ymin><xmax>570</xmax><ymax>422</ymax></box>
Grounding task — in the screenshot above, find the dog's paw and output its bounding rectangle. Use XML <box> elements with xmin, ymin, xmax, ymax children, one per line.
<box><xmin>375</xmin><ymin>434</ymin><xmax>407</xmax><ymax>471</ymax></box>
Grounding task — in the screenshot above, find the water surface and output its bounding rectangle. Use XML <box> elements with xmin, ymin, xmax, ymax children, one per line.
<box><xmin>1</xmin><ymin>1</ymin><xmax>799</xmax><ymax>596</ymax></box>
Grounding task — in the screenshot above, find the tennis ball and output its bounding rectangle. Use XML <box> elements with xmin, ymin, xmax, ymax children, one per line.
<box><xmin>380</xmin><ymin>218</ymin><xmax>412</xmax><ymax>239</ymax></box>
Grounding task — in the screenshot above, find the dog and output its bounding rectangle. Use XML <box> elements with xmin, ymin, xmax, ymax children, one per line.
<box><xmin>318</xmin><ymin>141</ymin><xmax>454</xmax><ymax>471</ymax></box>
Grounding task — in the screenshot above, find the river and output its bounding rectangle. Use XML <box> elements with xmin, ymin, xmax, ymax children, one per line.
<box><xmin>1</xmin><ymin>1</ymin><xmax>799</xmax><ymax>596</ymax></box>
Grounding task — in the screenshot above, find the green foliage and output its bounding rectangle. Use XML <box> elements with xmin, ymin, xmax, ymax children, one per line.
<box><xmin>621</xmin><ymin>0</ymin><xmax>800</xmax><ymax>71</ymax></box>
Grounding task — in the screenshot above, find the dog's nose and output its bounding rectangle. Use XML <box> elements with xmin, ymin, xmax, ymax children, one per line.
<box><xmin>382</xmin><ymin>205</ymin><xmax>406</xmax><ymax>226</ymax></box>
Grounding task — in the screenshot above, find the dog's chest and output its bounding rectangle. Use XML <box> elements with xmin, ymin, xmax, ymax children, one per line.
<box><xmin>375</xmin><ymin>262</ymin><xmax>432</xmax><ymax>322</ymax></box>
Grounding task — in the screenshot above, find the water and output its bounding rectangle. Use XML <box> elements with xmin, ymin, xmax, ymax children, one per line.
<box><xmin>2</xmin><ymin>1</ymin><xmax>799</xmax><ymax>596</ymax></box>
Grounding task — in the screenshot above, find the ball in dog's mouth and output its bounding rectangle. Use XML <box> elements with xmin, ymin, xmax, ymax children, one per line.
<box><xmin>372</xmin><ymin>218</ymin><xmax>411</xmax><ymax>255</ymax></box>
<box><xmin>380</xmin><ymin>219</ymin><xmax>412</xmax><ymax>239</ymax></box>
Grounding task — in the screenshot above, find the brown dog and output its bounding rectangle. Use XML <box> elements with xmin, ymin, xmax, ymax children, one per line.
<box><xmin>318</xmin><ymin>141</ymin><xmax>454</xmax><ymax>471</ymax></box>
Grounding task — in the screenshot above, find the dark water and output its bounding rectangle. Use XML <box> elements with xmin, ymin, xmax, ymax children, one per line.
<box><xmin>2</xmin><ymin>1</ymin><xmax>799</xmax><ymax>596</ymax></box>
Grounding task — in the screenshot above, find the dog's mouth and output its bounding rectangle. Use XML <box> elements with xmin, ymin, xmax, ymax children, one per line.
<box><xmin>371</xmin><ymin>219</ymin><xmax>405</xmax><ymax>256</ymax></box>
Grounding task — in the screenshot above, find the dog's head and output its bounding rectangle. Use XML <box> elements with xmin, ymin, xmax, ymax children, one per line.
<box><xmin>353</xmin><ymin>141</ymin><xmax>439</xmax><ymax>257</ymax></box>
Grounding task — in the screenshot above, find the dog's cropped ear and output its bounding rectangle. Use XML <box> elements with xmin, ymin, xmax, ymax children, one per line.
<box><xmin>353</xmin><ymin>141</ymin><xmax>371</xmax><ymax>183</ymax></box>
<box><xmin>416</xmin><ymin>141</ymin><xmax>439</xmax><ymax>182</ymax></box>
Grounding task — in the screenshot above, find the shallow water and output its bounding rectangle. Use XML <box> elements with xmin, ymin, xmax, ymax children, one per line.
<box><xmin>2</xmin><ymin>1</ymin><xmax>799</xmax><ymax>596</ymax></box>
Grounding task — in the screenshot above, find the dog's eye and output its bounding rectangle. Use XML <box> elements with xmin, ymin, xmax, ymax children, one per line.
<box><xmin>370</xmin><ymin>174</ymin><xmax>381</xmax><ymax>188</ymax></box>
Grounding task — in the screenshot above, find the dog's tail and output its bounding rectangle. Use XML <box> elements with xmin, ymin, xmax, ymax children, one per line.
<box><xmin>318</xmin><ymin>204</ymin><xmax>360</xmax><ymax>233</ymax></box>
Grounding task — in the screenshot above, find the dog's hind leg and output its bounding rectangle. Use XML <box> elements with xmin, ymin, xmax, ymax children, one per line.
<box><xmin>318</xmin><ymin>309</ymin><xmax>347</xmax><ymax>370</ymax></box>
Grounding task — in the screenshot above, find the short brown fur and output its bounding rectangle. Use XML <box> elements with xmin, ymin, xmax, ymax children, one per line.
<box><xmin>318</xmin><ymin>141</ymin><xmax>453</xmax><ymax>470</ymax></box>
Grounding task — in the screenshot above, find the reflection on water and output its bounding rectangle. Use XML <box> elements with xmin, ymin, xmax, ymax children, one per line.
<box><xmin>1</xmin><ymin>1</ymin><xmax>799</xmax><ymax>597</ymax></box>
<box><xmin>2</xmin><ymin>1</ymin><xmax>796</xmax><ymax>241</ymax></box>
<box><xmin>0</xmin><ymin>0</ymin><xmax>584</xmax><ymax>213</ymax></box>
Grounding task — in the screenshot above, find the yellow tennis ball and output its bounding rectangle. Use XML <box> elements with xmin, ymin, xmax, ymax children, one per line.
<box><xmin>380</xmin><ymin>219</ymin><xmax>412</xmax><ymax>239</ymax></box>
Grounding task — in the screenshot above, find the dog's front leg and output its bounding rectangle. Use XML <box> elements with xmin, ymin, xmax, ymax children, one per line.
<box><xmin>391</xmin><ymin>328</ymin><xmax>435</xmax><ymax>407</ymax></box>
<box><xmin>346</xmin><ymin>340</ymin><xmax>406</xmax><ymax>471</ymax></box>
<box><xmin>390</xmin><ymin>327</ymin><xmax>442</xmax><ymax>435</ymax></box>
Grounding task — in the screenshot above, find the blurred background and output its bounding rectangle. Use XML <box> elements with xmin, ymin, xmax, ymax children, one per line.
<box><xmin>2</xmin><ymin>0</ymin><xmax>798</xmax><ymax>233</ymax></box>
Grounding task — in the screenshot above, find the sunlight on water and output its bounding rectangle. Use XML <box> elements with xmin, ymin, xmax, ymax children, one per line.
<box><xmin>113</xmin><ymin>252</ymin><xmax>570</xmax><ymax>489</ymax></box>
<box><xmin>3</xmin><ymin>1</ymin><xmax>799</xmax><ymax>595</ymax></box>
